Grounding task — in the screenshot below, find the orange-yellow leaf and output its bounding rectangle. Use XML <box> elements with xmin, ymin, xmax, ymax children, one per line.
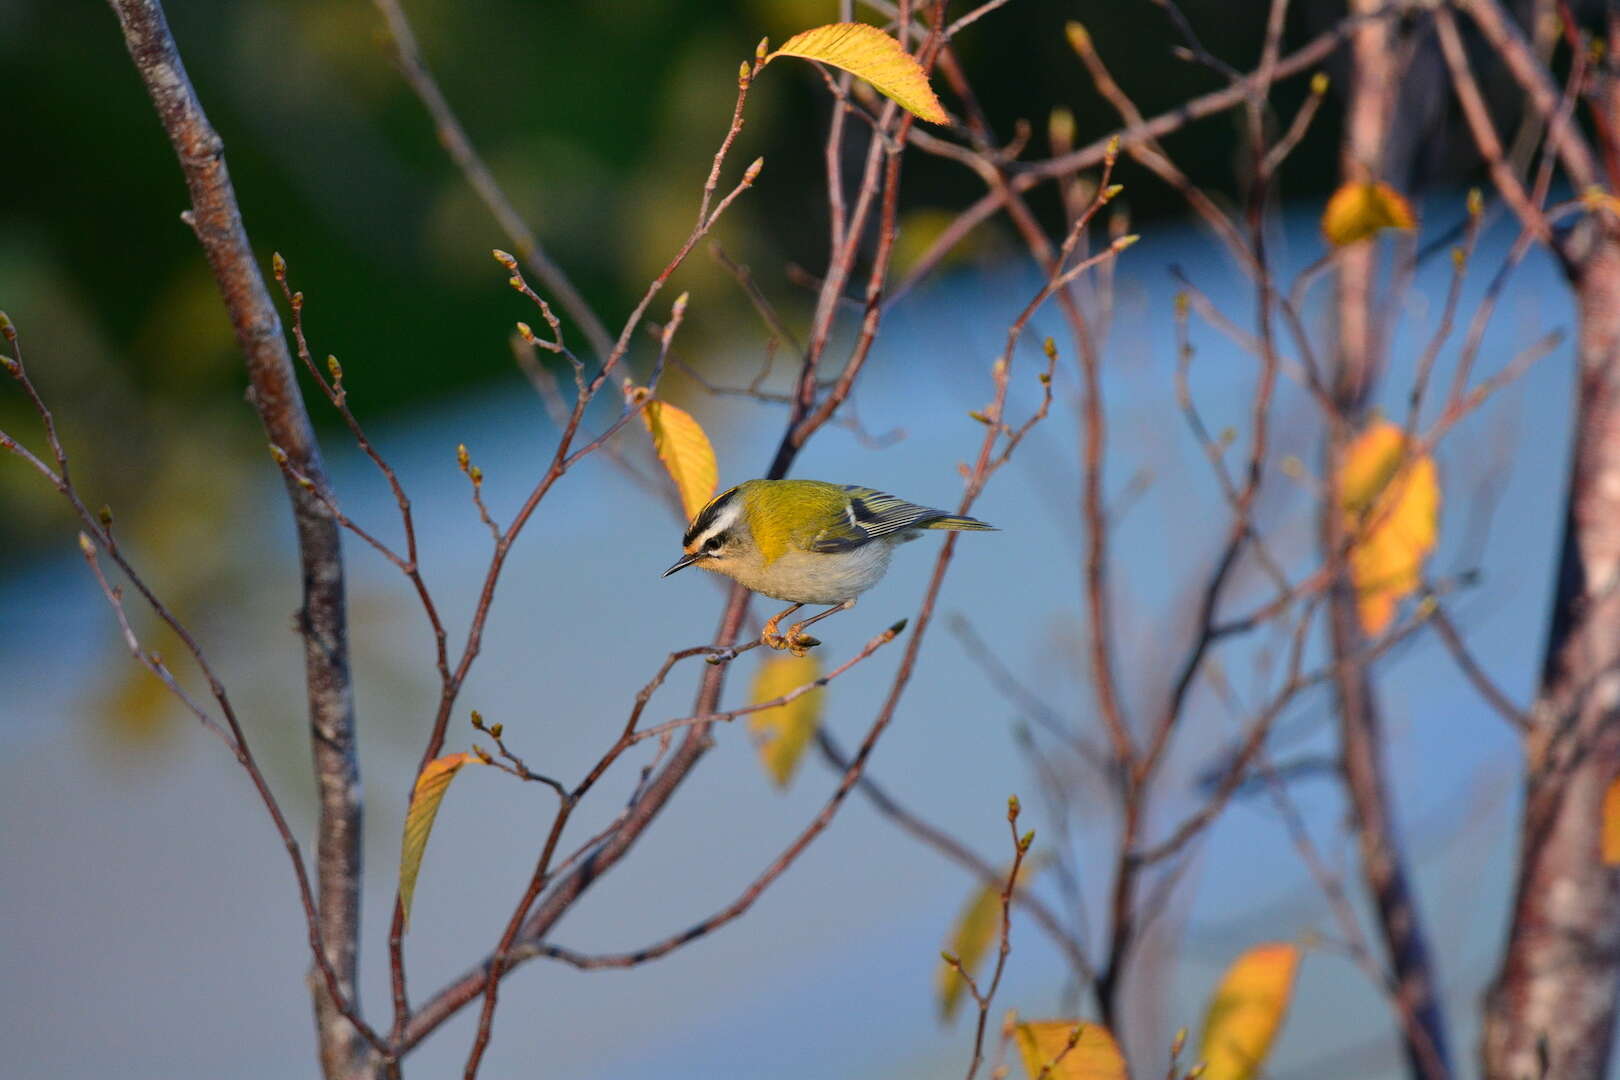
<box><xmin>1199</xmin><ymin>943</ymin><xmax>1301</xmax><ymax>1080</ymax></box>
<box><xmin>1338</xmin><ymin>420</ymin><xmax>1440</xmax><ymax>635</ymax></box>
<box><xmin>640</xmin><ymin>397</ymin><xmax>718</xmax><ymax>523</ymax></box>
<box><xmin>1322</xmin><ymin>180</ymin><xmax>1417</xmax><ymax>246</ymax></box>
<box><xmin>768</xmin><ymin>22</ymin><xmax>948</xmax><ymax>124</ymax></box>
<box><xmin>1603</xmin><ymin>776</ymin><xmax>1620</xmax><ymax>865</ymax></box>
<box><xmin>1014</xmin><ymin>1021</ymin><xmax>1128</xmax><ymax>1080</ymax></box>
<box><xmin>399</xmin><ymin>752</ymin><xmax>477</xmax><ymax>930</ymax></box>
<box><xmin>748</xmin><ymin>654</ymin><xmax>823</xmax><ymax>788</ymax></box>
<box><xmin>937</xmin><ymin>860</ymin><xmax>1030</xmax><ymax>1020</ymax></box>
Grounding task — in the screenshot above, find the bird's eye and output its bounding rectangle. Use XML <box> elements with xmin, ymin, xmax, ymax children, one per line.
<box><xmin>704</xmin><ymin>536</ymin><xmax>723</xmax><ymax>552</ymax></box>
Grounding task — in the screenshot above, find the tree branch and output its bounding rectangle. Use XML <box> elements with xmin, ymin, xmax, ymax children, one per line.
<box><xmin>103</xmin><ymin>1</ymin><xmax>366</xmax><ymax>1073</ymax></box>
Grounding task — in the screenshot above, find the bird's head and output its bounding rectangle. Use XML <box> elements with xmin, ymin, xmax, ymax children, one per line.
<box><xmin>662</xmin><ymin>484</ymin><xmax>754</xmax><ymax>578</ymax></box>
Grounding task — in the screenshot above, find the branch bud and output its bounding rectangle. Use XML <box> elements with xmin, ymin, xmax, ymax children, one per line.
<box><xmin>78</xmin><ymin>531</ymin><xmax>96</xmax><ymax>556</ymax></box>
<box><xmin>1064</xmin><ymin>20</ymin><xmax>1090</xmax><ymax>53</ymax></box>
<box><xmin>1018</xmin><ymin>828</ymin><xmax>1035</xmax><ymax>852</ymax></box>
<box><xmin>671</xmin><ymin>290</ymin><xmax>689</xmax><ymax>322</ymax></box>
<box><xmin>1309</xmin><ymin>72</ymin><xmax>1329</xmax><ymax>95</ymax></box>
<box><xmin>743</xmin><ymin>157</ymin><xmax>765</xmax><ymax>185</ymax></box>
<box><xmin>326</xmin><ymin>355</ymin><xmax>343</xmax><ymax>382</ymax></box>
<box><xmin>470</xmin><ymin>709</ymin><xmax>485</xmax><ymax>729</ymax></box>
<box><xmin>756</xmin><ymin>37</ymin><xmax>769</xmax><ymax>64</ymax></box>
<box><xmin>1467</xmin><ymin>187</ymin><xmax>1484</xmax><ymax>218</ymax></box>
<box><xmin>491</xmin><ymin>249</ymin><xmax>518</xmax><ymax>270</ymax></box>
<box><xmin>1102</xmin><ymin>183</ymin><xmax>1124</xmax><ymax>202</ymax></box>
<box><xmin>271</xmin><ymin>252</ymin><xmax>286</xmax><ymax>280</ymax></box>
<box><xmin>1112</xmin><ymin>233</ymin><xmax>1140</xmax><ymax>252</ymax></box>
<box><xmin>1171</xmin><ymin>1027</ymin><xmax>1188</xmax><ymax>1058</ymax></box>
<box><xmin>456</xmin><ymin>443</ymin><xmax>470</xmax><ymax>471</ymax></box>
<box><xmin>469</xmin><ymin>465</ymin><xmax>483</xmax><ymax>485</ymax></box>
<box><xmin>268</xmin><ymin>444</ymin><xmax>288</xmax><ymax>465</ymax></box>
<box><xmin>291</xmin><ymin>291</ymin><xmax>304</xmax><ymax>312</ymax></box>
<box><xmin>887</xmin><ymin>618</ymin><xmax>909</xmax><ymax>636</ymax></box>
<box><xmin>1104</xmin><ymin>134</ymin><xmax>1121</xmax><ymax>166</ymax></box>
<box><xmin>98</xmin><ymin>505</ymin><xmax>114</xmax><ymax>529</ymax></box>
<box><xmin>738</xmin><ymin>60</ymin><xmax>751</xmax><ymax>88</ymax></box>
<box><xmin>489</xmin><ymin>722</ymin><xmax>503</xmax><ymax>739</ymax></box>
<box><xmin>1048</xmin><ymin>106</ymin><xmax>1075</xmax><ymax>150</ymax></box>
<box><xmin>473</xmin><ymin>745</ymin><xmax>494</xmax><ymax>765</ymax></box>
<box><xmin>940</xmin><ymin>950</ymin><xmax>960</xmax><ymax>967</ymax></box>
<box><xmin>516</xmin><ymin>321</ymin><xmax>537</xmax><ymax>345</ymax></box>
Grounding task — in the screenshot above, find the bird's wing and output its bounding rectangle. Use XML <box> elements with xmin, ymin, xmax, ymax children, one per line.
<box><xmin>805</xmin><ymin>487</ymin><xmax>951</xmax><ymax>553</ymax></box>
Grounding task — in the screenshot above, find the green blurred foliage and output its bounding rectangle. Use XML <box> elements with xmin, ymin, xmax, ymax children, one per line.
<box><xmin>1</xmin><ymin>0</ymin><xmax>1345</xmax><ymax>558</ymax></box>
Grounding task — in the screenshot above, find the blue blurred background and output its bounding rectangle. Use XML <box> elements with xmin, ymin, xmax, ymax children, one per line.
<box><xmin>0</xmin><ymin>0</ymin><xmax>1580</xmax><ymax>1076</ymax></box>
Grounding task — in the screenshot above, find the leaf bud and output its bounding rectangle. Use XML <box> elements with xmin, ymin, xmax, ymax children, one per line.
<box><xmin>1048</xmin><ymin>106</ymin><xmax>1075</xmax><ymax>150</ymax></box>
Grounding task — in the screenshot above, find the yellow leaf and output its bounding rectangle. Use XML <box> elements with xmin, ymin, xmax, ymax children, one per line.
<box><xmin>768</xmin><ymin>22</ymin><xmax>948</xmax><ymax>124</ymax></box>
<box><xmin>748</xmin><ymin>653</ymin><xmax>823</xmax><ymax>788</ymax></box>
<box><xmin>938</xmin><ymin>861</ymin><xmax>1029</xmax><ymax>1020</ymax></box>
<box><xmin>1199</xmin><ymin>943</ymin><xmax>1301</xmax><ymax>1080</ymax></box>
<box><xmin>1603</xmin><ymin>776</ymin><xmax>1620</xmax><ymax>865</ymax></box>
<box><xmin>1321</xmin><ymin>180</ymin><xmax>1417</xmax><ymax>246</ymax></box>
<box><xmin>1338</xmin><ymin>420</ymin><xmax>1440</xmax><ymax>635</ymax></box>
<box><xmin>1014</xmin><ymin>1021</ymin><xmax>1128</xmax><ymax>1080</ymax></box>
<box><xmin>640</xmin><ymin>397</ymin><xmax>719</xmax><ymax>523</ymax></box>
<box><xmin>399</xmin><ymin>752</ymin><xmax>478</xmax><ymax>930</ymax></box>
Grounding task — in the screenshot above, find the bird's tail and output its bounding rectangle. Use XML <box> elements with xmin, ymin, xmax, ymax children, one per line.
<box><xmin>923</xmin><ymin>514</ymin><xmax>996</xmax><ymax>531</ymax></box>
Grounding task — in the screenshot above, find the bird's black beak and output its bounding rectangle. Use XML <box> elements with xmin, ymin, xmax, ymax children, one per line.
<box><xmin>661</xmin><ymin>553</ymin><xmax>701</xmax><ymax>578</ymax></box>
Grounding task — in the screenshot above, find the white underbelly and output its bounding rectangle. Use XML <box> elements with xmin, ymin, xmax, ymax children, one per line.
<box><xmin>736</xmin><ymin>541</ymin><xmax>896</xmax><ymax>604</ymax></box>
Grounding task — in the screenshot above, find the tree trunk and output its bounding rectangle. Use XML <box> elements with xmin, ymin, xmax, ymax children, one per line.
<box><xmin>1482</xmin><ymin>223</ymin><xmax>1620</xmax><ymax>1080</ymax></box>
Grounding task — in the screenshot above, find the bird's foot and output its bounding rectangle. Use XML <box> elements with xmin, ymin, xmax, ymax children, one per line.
<box><xmin>783</xmin><ymin>622</ymin><xmax>821</xmax><ymax>657</ymax></box>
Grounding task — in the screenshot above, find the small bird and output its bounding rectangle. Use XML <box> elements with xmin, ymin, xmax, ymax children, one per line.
<box><xmin>662</xmin><ymin>479</ymin><xmax>995</xmax><ymax>653</ymax></box>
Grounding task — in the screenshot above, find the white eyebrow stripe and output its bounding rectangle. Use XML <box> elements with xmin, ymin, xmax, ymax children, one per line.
<box><xmin>690</xmin><ymin>499</ymin><xmax>743</xmax><ymax>547</ymax></box>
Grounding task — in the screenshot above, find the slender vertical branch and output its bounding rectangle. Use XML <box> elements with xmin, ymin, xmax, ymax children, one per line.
<box><xmin>103</xmin><ymin>1</ymin><xmax>364</xmax><ymax>1074</ymax></box>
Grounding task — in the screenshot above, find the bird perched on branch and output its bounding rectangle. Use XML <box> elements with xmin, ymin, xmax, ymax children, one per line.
<box><xmin>662</xmin><ymin>479</ymin><xmax>994</xmax><ymax>654</ymax></box>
